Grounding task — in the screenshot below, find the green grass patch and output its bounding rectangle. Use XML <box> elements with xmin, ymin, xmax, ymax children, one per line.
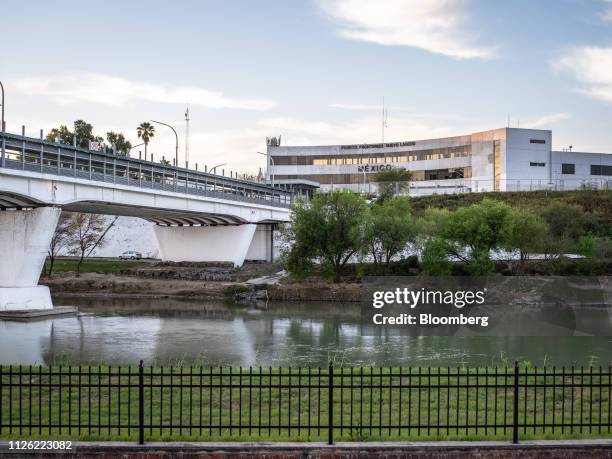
<box><xmin>44</xmin><ymin>259</ymin><xmax>143</xmax><ymax>274</ymax></box>
<box><xmin>1</xmin><ymin>366</ymin><xmax>611</xmax><ymax>442</ymax></box>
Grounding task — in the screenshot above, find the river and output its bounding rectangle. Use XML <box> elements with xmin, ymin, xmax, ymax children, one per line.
<box><xmin>0</xmin><ymin>296</ymin><xmax>610</xmax><ymax>367</ymax></box>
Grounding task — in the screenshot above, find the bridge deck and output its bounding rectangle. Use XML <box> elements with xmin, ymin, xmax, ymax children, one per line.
<box><xmin>0</xmin><ymin>132</ymin><xmax>292</xmax><ymax>208</ymax></box>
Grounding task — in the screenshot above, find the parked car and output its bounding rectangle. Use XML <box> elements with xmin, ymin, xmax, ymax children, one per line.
<box><xmin>119</xmin><ymin>251</ymin><xmax>142</xmax><ymax>260</ymax></box>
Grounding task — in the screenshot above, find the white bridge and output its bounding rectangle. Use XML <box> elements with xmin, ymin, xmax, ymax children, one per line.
<box><xmin>0</xmin><ymin>131</ymin><xmax>292</xmax><ymax>311</ymax></box>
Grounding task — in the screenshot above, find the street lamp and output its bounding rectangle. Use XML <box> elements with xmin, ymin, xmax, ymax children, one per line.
<box><xmin>150</xmin><ymin>119</ymin><xmax>178</xmax><ymax>166</ymax></box>
<box><xmin>0</xmin><ymin>80</ymin><xmax>4</xmax><ymax>133</ymax></box>
<box><xmin>209</xmin><ymin>162</ymin><xmax>226</xmax><ymax>174</ymax></box>
<box><xmin>256</xmin><ymin>151</ymin><xmax>274</xmax><ymax>188</ymax></box>
<box><xmin>0</xmin><ymin>80</ymin><xmax>4</xmax><ymax>167</ymax></box>
<box><xmin>130</xmin><ymin>142</ymin><xmax>145</xmax><ymax>151</ymax></box>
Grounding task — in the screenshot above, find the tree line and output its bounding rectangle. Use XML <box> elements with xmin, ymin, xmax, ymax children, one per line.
<box><xmin>46</xmin><ymin>120</ymin><xmax>158</xmax><ymax>159</ymax></box>
<box><xmin>281</xmin><ymin>190</ymin><xmax>612</xmax><ymax>282</ymax></box>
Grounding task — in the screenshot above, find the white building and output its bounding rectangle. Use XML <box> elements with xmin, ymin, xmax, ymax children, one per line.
<box><xmin>266</xmin><ymin>128</ymin><xmax>612</xmax><ymax>195</ymax></box>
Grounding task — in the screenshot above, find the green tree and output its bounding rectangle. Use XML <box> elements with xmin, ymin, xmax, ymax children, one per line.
<box><xmin>284</xmin><ymin>190</ymin><xmax>369</xmax><ymax>282</ymax></box>
<box><xmin>106</xmin><ymin>131</ymin><xmax>132</xmax><ymax>156</ymax></box>
<box><xmin>73</xmin><ymin>120</ymin><xmax>102</xmax><ymax>148</ymax></box>
<box><xmin>136</xmin><ymin>122</ymin><xmax>155</xmax><ymax>157</ymax></box>
<box><xmin>540</xmin><ymin>202</ymin><xmax>589</xmax><ymax>258</ymax></box>
<box><xmin>442</xmin><ymin>199</ymin><xmax>512</xmax><ymax>275</ymax></box>
<box><xmin>45</xmin><ymin>120</ymin><xmax>102</xmax><ymax>148</ymax></box>
<box><xmin>373</xmin><ymin>168</ymin><xmax>412</xmax><ymax>201</ymax></box>
<box><xmin>420</xmin><ymin>237</ymin><xmax>453</xmax><ymax>275</ymax></box>
<box><xmin>45</xmin><ymin>125</ymin><xmax>74</xmax><ymax>144</ymax></box>
<box><xmin>365</xmin><ymin>197</ymin><xmax>416</xmax><ymax>266</ymax></box>
<box><xmin>501</xmin><ymin>208</ymin><xmax>549</xmax><ymax>272</ymax></box>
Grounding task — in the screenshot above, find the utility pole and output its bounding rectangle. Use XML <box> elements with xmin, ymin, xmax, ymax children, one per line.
<box><xmin>381</xmin><ymin>96</ymin><xmax>388</xmax><ymax>146</ymax></box>
<box><xmin>185</xmin><ymin>106</ymin><xmax>190</xmax><ymax>167</ymax></box>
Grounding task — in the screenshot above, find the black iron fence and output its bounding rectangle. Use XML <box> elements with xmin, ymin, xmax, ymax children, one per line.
<box><xmin>1</xmin><ymin>362</ymin><xmax>611</xmax><ymax>444</ymax></box>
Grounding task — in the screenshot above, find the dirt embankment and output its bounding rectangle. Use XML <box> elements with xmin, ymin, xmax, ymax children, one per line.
<box><xmin>41</xmin><ymin>262</ymin><xmax>363</xmax><ymax>303</ymax></box>
<box><xmin>42</xmin><ymin>272</ymin><xmax>235</xmax><ymax>299</ymax></box>
<box><xmin>267</xmin><ymin>281</ymin><xmax>361</xmax><ymax>302</ymax></box>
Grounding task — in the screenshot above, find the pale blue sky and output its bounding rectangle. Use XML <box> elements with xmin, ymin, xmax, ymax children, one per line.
<box><xmin>3</xmin><ymin>0</ymin><xmax>612</xmax><ymax>172</ymax></box>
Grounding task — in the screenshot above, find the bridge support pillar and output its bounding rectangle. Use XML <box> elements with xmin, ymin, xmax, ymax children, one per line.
<box><xmin>246</xmin><ymin>224</ymin><xmax>275</xmax><ymax>262</ymax></box>
<box><xmin>153</xmin><ymin>223</ymin><xmax>260</xmax><ymax>267</ymax></box>
<box><xmin>0</xmin><ymin>207</ymin><xmax>60</xmax><ymax>311</ymax></box>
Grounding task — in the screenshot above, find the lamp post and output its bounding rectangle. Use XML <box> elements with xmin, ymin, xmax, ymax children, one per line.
<box><xmin>210</xmin><ymin>162</ymin><xmax>226</xmax><ymax>174</ymax></box>
<box><xmin>256</xmin><ymin>151</ymin><xmax>274</xmax><ymax>188</ymax></box>
<box><xmin>151</xmin><ymin>120</ymin><xmax>178</xmax><ymax>166</ymax></box>
<box><xmin>0</xmin><ymin>80</ymin><xmax>5</xmax><ymax>167</ymax></box>
<box><xmin>0</xmin><ymin>80</ymin><xmax>4</xmax><ymax>133</ymax></box>
<box><xmin>130</xmin><ymin>142</ymin><xmax>145</xmax><ymax>151</ymax></box>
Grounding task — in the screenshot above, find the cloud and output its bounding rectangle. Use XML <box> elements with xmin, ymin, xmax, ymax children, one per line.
<box><xmin>524</xmin><ymin>113</ymin><xmax>571</xmax><ymax>129</ymax></box>
<box><xmin>316</xmin><ymin>0</ymin><xmax>495</xmax><ymax>59</ymax></box>
<box><xmin>554</xmin><ymin>46</ymin><xmax>612</xmax><ymax>103</ymax></box>
<box><xmin>12</xmin><ymin>73</ymin><xmax>276</xmax><ymax>110</ymax></box>
<box><xmin>329</xmin><ymin>103</ymin><xmax>382</xmax><ymax>110</ymax></box>
<box><xmin>257</xmin><ymin>114</ymin><xmax>466</xmax><ymax>146</ymax></box>
<box><xmin>602</xmin><ymin>0</ymin><xmax>612</xmax><ymax>22</ymax></box>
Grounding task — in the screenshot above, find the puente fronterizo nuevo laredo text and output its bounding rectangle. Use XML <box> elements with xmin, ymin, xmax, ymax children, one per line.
<box><xmin>0</xmin><ymin>131</ymin><xmax>292</xmax><ymax>312</ymax></box>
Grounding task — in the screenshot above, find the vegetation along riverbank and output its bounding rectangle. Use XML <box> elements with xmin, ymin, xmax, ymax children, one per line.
<box><xmin>42</xmin><ymin>190</ymin><xmax>612</xmax><ymax>302</ymax></box>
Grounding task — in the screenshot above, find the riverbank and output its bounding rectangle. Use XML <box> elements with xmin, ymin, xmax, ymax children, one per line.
<box><xmin>41</xmin><ymin>267</ymin><xmax>363</xmax><ymax>303</ymax></box>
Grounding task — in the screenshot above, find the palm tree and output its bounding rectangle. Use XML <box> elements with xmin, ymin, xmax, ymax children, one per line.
<box><xmin>136</xmin><ymin>122</ymin><xmax>155</xmax><ymax>157</ymax></box>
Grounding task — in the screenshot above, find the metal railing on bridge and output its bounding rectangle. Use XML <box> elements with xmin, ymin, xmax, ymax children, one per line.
<box><xmin>0</xmin><ymin>132</ymin><xmax>292</xmax><ymax>208</ymax></box>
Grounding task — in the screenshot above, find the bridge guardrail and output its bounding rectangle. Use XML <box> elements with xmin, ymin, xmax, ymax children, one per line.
<box><xmin>0</xmin><ymin>132</ymin><xmax>292</xmax><ymax>209</ymax></box>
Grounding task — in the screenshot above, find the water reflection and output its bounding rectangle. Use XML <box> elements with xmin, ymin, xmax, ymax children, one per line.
<box><xmin>0</xmin><ymin>296</ymin><xmax>610</xmax><ymax>367</ymax></box>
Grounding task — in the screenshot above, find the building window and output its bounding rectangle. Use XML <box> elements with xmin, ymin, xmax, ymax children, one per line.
<box><xmin>530</xmin><ymin>139</ymin><xmax>546</xmax><ymax>144</ymax></box>
<box><xmin>530</xmin><ymin>162</ymin><xmax>545</xmax><ymax>167</ymax></box>
<box><xmin>561</xmin><ymin>163</ymin><xmax>575</xmax><ymax>174</ymax></box>
<box><xmin>591</xmin><ymin>165</ymin><xmax>612</xmax><ymax>176</ymax></box>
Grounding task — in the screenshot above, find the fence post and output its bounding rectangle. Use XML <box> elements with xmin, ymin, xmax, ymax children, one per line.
<box><xmin>513</xmin><ymin>361</ymin><xmax>519</xmax><ymax>444</ymax></box>
<box><xmin>328</xmin><ymin>362</ymin><xmax>334</xmax><ymax>445</ymax></box>
<box><xmin>138</xmin><ymin>360</ymin><xmax>145</xmax><ymax>445</ymax></box>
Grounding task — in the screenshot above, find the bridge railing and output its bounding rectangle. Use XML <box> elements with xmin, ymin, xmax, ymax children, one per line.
<box><xmin>0</xmin><ymin>132</ymin><xmax>293</xmax><ymax>208</ymax></box>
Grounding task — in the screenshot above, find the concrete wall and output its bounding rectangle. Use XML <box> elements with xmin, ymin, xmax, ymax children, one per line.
<box><xmin>505</xmin><ymin>128</ymin><xmax>552</xmax><ymax>185</ymax></box>
<box><xmin>153</xmin><ymin>224</ymin><xmax>258</xmax><ymax>267</ymax></box>
<box><xmin>0</xmin><ymin>207</ymin><xmax>59</xmax><ymax>287</ymax></box>
<box><xmin>245</xmin><ymin>224</ymin><xmax>273</xmax><ymax>262</ymax></box>
<box><xmin>552</xmin><ymin>150</ymin><xmax>612</xmax><ymax>188</ymax></box>
<box><xmin>9</xmin><ymin>440</ymin><xmax>612</xmax><ymax>458</ymax></box>
<box><xmin>0</xmin><ymin>207</ymin><xmax>60</xmax><ymax>310</ymax></box>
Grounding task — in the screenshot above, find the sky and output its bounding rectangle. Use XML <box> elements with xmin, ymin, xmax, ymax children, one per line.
<box><xmin>3</xmin><ymin>0</ymin><xmax>612</xmax><ymax>174</ymax></box>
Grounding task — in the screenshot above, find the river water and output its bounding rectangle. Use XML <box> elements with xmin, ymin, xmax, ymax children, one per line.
<box><xmin>0</xmin><ymin>296</ymin><xmax>611</xmax><ymax>367</ymax></box>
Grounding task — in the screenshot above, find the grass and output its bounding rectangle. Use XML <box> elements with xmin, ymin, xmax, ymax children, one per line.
<box><xmin>1</xmin><ymin>365</ymin><xmax>611</xmax><ymax>442</ymax></box>
<box><xmin>43</xmin><ymin>258</ymin><xmax>144</xmax><ymax>275</ymax></box>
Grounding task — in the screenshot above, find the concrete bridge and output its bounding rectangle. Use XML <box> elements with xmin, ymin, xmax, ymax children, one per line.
<box><xmin>0</xmin><ymin>131</ymin><xmax>292</xmax><ymax>311</ymax></box>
